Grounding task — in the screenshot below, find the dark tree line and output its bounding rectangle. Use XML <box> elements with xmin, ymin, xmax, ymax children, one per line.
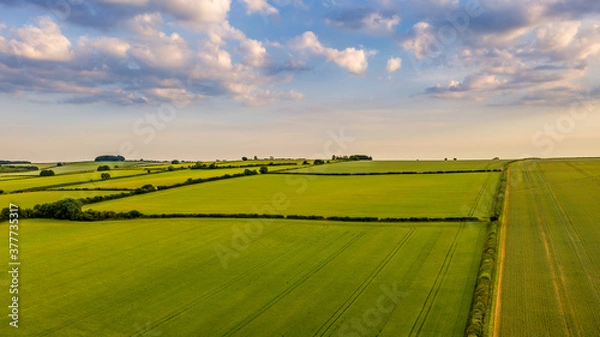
<box><xmin>94</xmin><ymin>155</ymin><xmax>125</xmax><ymax>162</ymax></box>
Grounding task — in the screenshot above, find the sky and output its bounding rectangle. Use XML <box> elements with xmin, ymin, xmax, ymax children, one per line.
<box><xmin>0</xmin><ymin>0</ymin><xmax>599</xmax><ymax>162</ymax></box>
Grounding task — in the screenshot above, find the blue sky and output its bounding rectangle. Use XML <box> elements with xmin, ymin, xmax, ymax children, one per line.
<box><xmin>0</xmin><ymin>0</ymin><xmax>599</xmax><ymax>162</ymax></box>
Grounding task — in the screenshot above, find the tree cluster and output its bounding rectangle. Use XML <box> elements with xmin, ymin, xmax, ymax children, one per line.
<box><xmin>94</xmin><ymin>155</ymin><xmax>125</xmax><ymax>162</ymax></box>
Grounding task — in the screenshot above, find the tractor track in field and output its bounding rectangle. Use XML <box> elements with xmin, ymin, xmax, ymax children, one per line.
<box><xmin>221</xmin><ymin>232</ymin><xmax>366</xmax><ymax>337</ymax></box>
<box><xmin>408</xmin><ymin>224</ymin><xmax>465</xmax><ymax>337</ymax></box>
<box><xmin>537</xmin><ymin>164</ymin><xmax>600</xmax><ymax>332</ymax></box>
<box><xmin>35</xmin><ymin>225</ymin><xmax>311</xmax><ymax>337</ymax></box>
<box><xmin>373</xmin><ymin>227</ymin><xmax>447</xmax><ymax>336</ymax></box>
<box><xmin>313</xmin><ymin>228</ymin><xmax>416</xmax><ymax>337</ymax></box>
<box><xmin>527</xmin><ymin>166</ymin><xmax>581</xmax><ymax>337</ymax></box>
<box><xmin>132</xmin><ymin>227</ymin><xmax>342</xmax><ymax>337</ymax></box>
<box><xmin>564</xmin><ymin>161</ymin><xmax>600</xmax><ymax>186</ymax></box>
<box><xmin>468</xmin><ymin>170</ymin><xmax>494</xmax><ymax>217</ymax></box>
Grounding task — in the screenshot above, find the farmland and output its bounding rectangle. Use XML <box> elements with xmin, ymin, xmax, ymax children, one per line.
<box><xmin>495</xmin><ymin>160</ymin><xmax>600</xmax><ymax>337</ymax></box>
<box><xmin>0</xmin><ymin>169</ymin><xmax>146</xmax><ymax>192</ymax></box>
<box><xmin>3</xmin><ymin>157</ymin><xmax>600</xmax><ymax>337</ymax></box>
<box><xmin>68</xmin><ymin>164</ymin><xmax>300</xmax><ymax>190</ymax></box>
<box><xmin>83</xmin><ymin>172</ymin><xmax>500</xmax><ymax>218</ymax></box>
<box><xmin>0</xmin><ymin>191</ymin><xmax>122</xmax><ymax>208</ymax></box>
<box><xmin>288</xmin><ymin>160</ymin><xmax>508</xmax><ymax>174</ymax></box>
<box><xmin>0</xmin><ymin>218</ymin><xmax>484</xmax><ymax>337</ymax></box>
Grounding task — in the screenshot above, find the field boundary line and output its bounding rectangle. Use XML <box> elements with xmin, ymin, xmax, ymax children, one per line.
<box><xmin>490</xmin><ymin>163</ymin><xmax>511</xmax><ymax>337</ymax></box>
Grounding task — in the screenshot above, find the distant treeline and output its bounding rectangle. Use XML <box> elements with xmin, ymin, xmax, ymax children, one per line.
<box><xmin>0</xmin><ymin>165</ymin><xmax>39</xmax><ymax>172</ymax></box>
<box><xmin>0</xmin><ymin>160</ymin><xmax>32</xmax><ymax>164</ymax></box>
<box><xmin>191</xmin><ymin>162</ymin><xmax>298</xmax><ymax>170</ymax></box>
<box><xmin>94</xmin><ymin>155</ymin><xmax>125</xmax><ymax>162</ymax></box>
<box><xmin>333</xmin><ymin>154</ymin><xmax>373</xmax><ymax>161</ymax></box>
<box><xmin>276</xmin><ymin>169</ymin><xmax>502</xmax><ymax>176</ymax></box>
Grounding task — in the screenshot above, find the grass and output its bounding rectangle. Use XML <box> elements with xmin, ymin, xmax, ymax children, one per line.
<box><xmin>0</xmin><ymin>161</ymin><xmax>150</xmax><ymax>177</ymax></box>
<box><xmin>0</xmin><ymin>191</ymin><xmax>122</xmax><ymax>209</ymax></box>
<box><xmin>497</xmin><ymin>160</ymin><xmax>600</xmax><ymax>336</ymax></box>
<box><xmin>84</xmin><ymin>172</ymin><xmax>500</xmax><ymax>218</ymax></box>
<box><xmin>68</xmin><ymin>165</ymin><xmax>300</xmax><ymax>190</ymax></box>
<box><xmin>0</xmin><ymin>218</ymin><xmax>485</xmax><ymax>337</ymax></box>
<box><xmin>0</xmin><ymin>169</ymin><xmax>147</xmax><ymax>192</ymax></box>
<box><xmin>287</xmin><ymin>160</ymin><xmax>509</xmax><ymax>174</ymax></box>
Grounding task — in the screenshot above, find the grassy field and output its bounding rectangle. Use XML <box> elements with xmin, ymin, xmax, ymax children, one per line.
<box><xmin>287</xmin><ymin>160</ymin><xmax>508</xmax><ymax>174</ymax></box>
<box><xmin>0</xmin><ymin>218</ymin><xmax>485</xmax><ymax>337</ymax></box>
<box><xmin>68</xmin><ymin>165</ymin><xmax>301</xmax><ymax>190</ymax></box>
<box><xmin>496</xmin><ymin>160</ymin><xmax>600</xmax><ymax>336</ymax></box>
<box><xmin>84</xmin><ymin>172</ymin><xmax>500</xmax><ymax>218</ymax></box>
<box><xmin>0</xmin><ymin>170</ymin><xmax>146</xmax><ymax>192</ymax></box>
<box><xmin>0</xmin><ymin>191</ymin><xmax>122</xmax><ymax>209</ymax></box>
<box><xmin>0</xmin><ymin>161</ymin><xmax>151</xmax><ymax>177</ymax></box>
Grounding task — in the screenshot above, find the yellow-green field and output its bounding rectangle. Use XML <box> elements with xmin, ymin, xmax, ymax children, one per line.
<box><xmin>83</xmin><ymin>172</ymin><xmax>500</xmax><ymax>218</ymax></box>
<box><xmin>0</xmin><ymin>219</ymin><xmax>484</xmax><ymax>337</ymax></box>
<box><xmin>496</xmin><ymin>160</ymin><xmax>600</xmax><ymax>337</ymax></box>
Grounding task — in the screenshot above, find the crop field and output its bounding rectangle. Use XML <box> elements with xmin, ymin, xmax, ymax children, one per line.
<box><xmin>69</xmin><ymin>165</ymin><xmax>301</xmax><ymax>190</ymax></box>
<box><xmin>0</xmin><ymin>191</ymin><xmax>121</xmax><ymax>209</ymax></box>
<box><xmin>83</xmin><ymin>172</ymin><xmax>500</xmax><ymax>218</ymax></box>
<box><xmin>7</xmin><ymin>157</ymin><xmax>600</xmax><ymax>336</ymax></box>
<box><xmin>0</xmin><ymin>169</ymin><xmax>146</xmax><ymax>192</ymax></box>
<box><xmin>0</xmin><ymin>161</ymin><xmax>150</xmax><ymax>176</ymax></box>
<box><xmin>288</xmin><ymin>160</ymin><xmax>508</xmax><ymax>174</ymax></box>
<box><xmin>496</xmin><ymin>160</ymin><xmax>600</xmax><ymax>337</ymax></box>
<box><xmin>0</xmin><ymin>218</ymin><xmax>485</xmax><ymax>337</ymax></box>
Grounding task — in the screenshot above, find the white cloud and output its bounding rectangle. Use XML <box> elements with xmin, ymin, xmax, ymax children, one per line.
<box><xmin>128</xmin><ymin>12</ymin><xmax>164</xmax><ymax>37</ymax></box>
<box><xmin>241</xmin><ymin>0</ymin><xmax>278</xmax><ymax>15</ymax></box>
<box><xmin>386</xmin><ymin>57</ymin><xmax>401</xmax><ymax>72</ymax></box>
<box><xmin>238</xmin><ymin>38</ymin><xmax>268</xmax><ymax>67</ymax></box>
<box><xmin>77</xmin><ymin>37</ymin><xmax>130</xmax><ymax>59</ymax></box>
<box><xmin>0</xmin><ymin>17</ymin><xmax>72</xmax><ymax>62</ymax></box>
<box><xmin>129</xmin><ymin>32</ymin><xmax>190</xmax><ymax>70</ymax></box>
<box><xmin>401</xmin><ymin>22</ymin><xmax>439</xmax><ymax>61</ymax></box>
<box><xmin>363</xmin><ymin>12</ymin><xmax>400</xmax><ymax>33</ymax></box>
<box><xmin>290</xmin><ymin>31</ymin><xmax>376</xmax><ymax>74</ymax></box>
<box><xmin>159</xmin><ymin>0</ymin><xmax>231</xmax><ymax>26</ymax></box>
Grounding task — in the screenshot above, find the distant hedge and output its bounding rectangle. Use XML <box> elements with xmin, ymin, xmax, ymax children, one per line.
<box><xmin>274</xmin><ymin>169</ymin><xmax>502</xmax><ymax>176</ymax></box>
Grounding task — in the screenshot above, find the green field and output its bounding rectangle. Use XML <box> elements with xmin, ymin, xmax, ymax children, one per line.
<box><xmin>0</xmin><ymin>191</ymin><xmax>121</xmax><ymax>209</ymax></box>
<box><xmin>0</xmin><ymin>161</ymin><xmax>151</xmax><ymax>177</ymax></box>
<box><xmin>0</xmin><ymin>218</ymin><xmax>484</xmax><ymax>337</ymax></box>
<box><xmin>6</xmin><ymin>157</ymin><xmax>600</xmax><ymax>336</ymax></box>
<box><xmin>84</xmin><ymin>172</ymin><xmax>500</xmax><ymax>218</ymax></box>
<box><xmin>288</xmin><ymin>160</ymin><xmax>508</xmax><ymax>174</ymax></box>
<box><xmin>496</xmin><ymin>160</ymin><xmax>600</xmax><ymax>336</ymax></box>
<box><xmin>69</xmin><ymin>165</ymin><xmax>300</xmax><ymax>190</ymax></box>
<box><xmin>0</xmin><ymin>169</ymin><xmax>147</xmax><ymax>192</ymax></box>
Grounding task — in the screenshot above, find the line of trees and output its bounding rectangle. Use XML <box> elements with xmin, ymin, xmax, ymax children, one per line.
<box><xmin>464</xmin><ymin>162</ymin><xmax>511</xmax><ymax>337</ymax></box>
